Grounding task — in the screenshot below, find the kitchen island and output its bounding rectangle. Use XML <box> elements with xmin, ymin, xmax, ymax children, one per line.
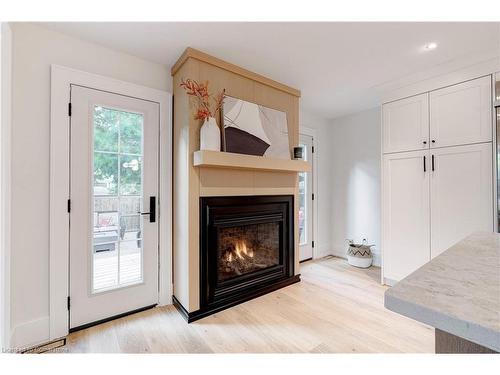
<box><xmin>384</xmin><ymin>232</ymin><xmax>500</xmax><ymax>353</ymax></box>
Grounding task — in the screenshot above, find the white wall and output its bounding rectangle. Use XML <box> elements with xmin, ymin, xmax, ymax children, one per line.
<box><xmin>8</xmin><ymin>23</ymin><xmax>171</xmax><ymax>348</ymax></box>
<box><xmin>329</xmin><ymin>108</ymin><xmax>381</xmax><ymax>265</ymax></box>
<box><xmin>1</xmin><ymin>22</ymin><xmax>13</xmax><ymax>350</ymax></box>
<box><xmin>301</xmin><ymin>107</ymin><xmax>382</xmax><ymax>265</ymax></box>
<box><xmin>300</xmin><ymin>109</ymin><xmax>332</xmax><ymax>259</ymax></box>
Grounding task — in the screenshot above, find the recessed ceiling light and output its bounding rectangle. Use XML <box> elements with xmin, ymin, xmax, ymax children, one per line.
<box><xmin>424</xmin><ymin>42</ymin><xmax>438</xmax><ymax>50</ymax></box>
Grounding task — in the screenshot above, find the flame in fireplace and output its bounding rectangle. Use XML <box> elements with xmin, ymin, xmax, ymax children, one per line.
<box><xmin>225</xmin><ymin>240</ymin><xmax>254</xmax><ymax>263</ymax></box>
<box><xmin>235</xmin><ymin>240</ymin><xmax>254</xmax><ymax>258</ymax></box>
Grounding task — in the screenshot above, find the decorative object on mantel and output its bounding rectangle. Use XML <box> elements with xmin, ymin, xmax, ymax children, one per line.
<box><xmin>222</xmin><ymin>96</ymin><xmax>290</xmax><ymax>159</ymax></box>
<box><xmin>346</xmin><ymin>239</ymin><xmax>373</xmax><ymax>268</ymax></box>
<box><xmin>293</xmin><ymin>146</ymin><xmax>304</xmax><ymax>160</ymax></box>
<box><xmin>179</xmin><ymin>78</ymin><xmax>225</xmax><ymax>151</ymax></box>
<box><xmin>199</xmin><ymin>117</ymin><xmax>220</xmax><ymax>151</ymax></box>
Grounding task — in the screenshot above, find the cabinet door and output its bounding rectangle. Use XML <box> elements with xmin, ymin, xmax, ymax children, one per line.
<box><xmin>383</xmin><ymin>150</ymin><xmax>430</xmax><ymax>281</ymax></box>
<box><xmin>382</xmin><ymin>93</ymin><xmax>429</xmax><ymax>153</ymax></box>
<box><xmin>430</xmin><ymin>76</ymin><xmax>492</xmax><ymax>148</ymax></box>
<box><xmin>430</xmin><ymin>143</ymin><xmax>493</xmax><ymax>258</ymax></box>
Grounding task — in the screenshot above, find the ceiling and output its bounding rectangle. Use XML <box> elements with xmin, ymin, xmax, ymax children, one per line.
<box><xmin>41</xmin><ymin>22</ymin><xmax>500</xmax><ymax>120</ymax></box>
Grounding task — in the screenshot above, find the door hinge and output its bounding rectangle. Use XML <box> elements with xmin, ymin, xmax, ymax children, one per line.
<box><xmin>68</xmin><ymin>102</ymin><xmax>72</xmax><ymax>117</ymax></box>
<box><xmin>312</xmin><ymin>241</ymin><xmax>315</xmax><ymax>248</ymax></box>
<box><xmin>67</xmin><ymin>199</ymin><xmax>71</xmax><ymax>213</ymax></box>
<box><xmin>312</xmin><ymin>193</ymin><xmax>315</xmax><ymax>200</ymax></box>
<box><xmin>312</xmin><ymin>146</ymin><xmax>315</xmax><ymax>153</ymax></box>
<box><xmin>67</xmin><ymin>296</ymin><xmax>71</xmax><ymax>310</ymax></box>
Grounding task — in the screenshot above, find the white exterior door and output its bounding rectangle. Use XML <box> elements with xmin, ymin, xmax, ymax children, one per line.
<box><xmin>69</xmin><ymin>85</ymin><xmax>160</xmax><ymax>329</ymax></box>
<box><xmin>382</xmin><ymin>93</ymin><xmax>429</xmax><ymax>153</ymax></box>
<box><xmin>298</xmin><ymin>134</ymin><xmax>314</xmax><ymax>261</ymax></box>
<box><xmin>430</xmin><ymin>143</ymin><xmax>493</xmax><ymax>259</ymax></box>
<box><xmin>382</xmin><ymin>150</ymin><xmax>430</xmax><ymax>281</ymax></box>
<box><xmin>430</xmin><ymin>76</ymin><xmax>492</xmax><ymax>148</ymax></box>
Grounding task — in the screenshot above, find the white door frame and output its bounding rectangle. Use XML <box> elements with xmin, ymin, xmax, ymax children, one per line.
<box><xmin>49</xmin><ymin>65</ymin><xmax>172</xmax><ymax>341</ymax></box>
<box><xmin>299</xmin><ymin>126</ymin><xmax>317</xmax><ymax>259</ymax></box>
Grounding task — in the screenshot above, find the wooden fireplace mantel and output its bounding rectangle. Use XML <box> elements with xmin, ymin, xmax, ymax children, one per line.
<box><xmin>193</xmin><ymin>150</ymin><xmax>311</xmax><ymax>173</ymax></box>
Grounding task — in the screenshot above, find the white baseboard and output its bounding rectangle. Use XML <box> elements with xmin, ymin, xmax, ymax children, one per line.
<box><xmin>330</xmin><ymin>246</ymin><xmax>346</xmax><ymax>259</ymax></box>
<box><xmin>383</xmin><ymin>277</ymin><xmax>397</xmax><ymax>287</ymax></box>
<box><xmin>10</xmin><ymin>316</ymin><xmax>50</xmax><ymax>350</ymax></box>
<box><xmin>313</xmin><ymin>243</ymin><xmax>333</xmax><ymax>259</ymax></box>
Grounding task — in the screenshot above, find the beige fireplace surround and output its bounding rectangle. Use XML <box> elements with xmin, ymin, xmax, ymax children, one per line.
<box><xmin>171</xmin><ymin>48</ymin><xmax>309</xmax><ymax>313</ymax></box>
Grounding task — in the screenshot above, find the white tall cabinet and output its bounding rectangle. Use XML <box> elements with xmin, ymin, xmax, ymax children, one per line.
<box><xmin>382</xmin><ymin>76</ymin><xmax>494</xmax><ymax>284</ymax></box>
<box><xmin>382</xmin><ymin>150</ymin><xmax>430</xmax><ymax>281</ymax></box>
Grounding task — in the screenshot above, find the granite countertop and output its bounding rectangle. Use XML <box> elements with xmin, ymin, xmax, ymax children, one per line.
<box><xmin>384</xmin><ymin>232</ymin><xmax>500</xmax><ymax>352</ymax></box>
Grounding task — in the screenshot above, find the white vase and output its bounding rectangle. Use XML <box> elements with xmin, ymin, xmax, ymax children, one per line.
<box><xmin>200</xmin><ymin>117</ymin><xmax>221</xmax><ymax>151</ymax></box>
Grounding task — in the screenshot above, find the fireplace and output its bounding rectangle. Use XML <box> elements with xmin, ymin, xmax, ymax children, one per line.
<box><xmin>190</xmin><ymin>195</ymin><xmax>299</xmax><ymax>321</ymax></box>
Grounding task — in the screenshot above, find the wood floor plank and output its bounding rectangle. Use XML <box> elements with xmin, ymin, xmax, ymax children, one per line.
<box><xmin>63</xmin><ymin>257</ymin><xmax>434</xmax><ymax>353</ymax></box>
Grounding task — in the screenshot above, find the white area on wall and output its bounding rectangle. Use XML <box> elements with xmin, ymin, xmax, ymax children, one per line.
<box><xmin>300</xmin><ymin>109</ymin><xmax>332</xmax><ymax>259</ymax></box>
<box><xmin>8</xmin><ymin>23</ymin><xmax>171</xmax><ymax>349</ymax></box>
<box><xmin>1</xmin><ymin>22</ymin><xmax>13</xmax><ymax>350</ymax></box>
<box><xmin>329</xmin><ymin>108</ymin><xmax>381</xmax><ymax>266</ymax></box>
<box><xmin>300</xmin><ymin>107</ymin><xmax>381</xmax><ymax>265</ymax></box>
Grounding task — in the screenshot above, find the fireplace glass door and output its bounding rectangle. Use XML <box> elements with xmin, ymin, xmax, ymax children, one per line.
<box><xmin>217</xmin><ymin>222</ymin><xmax>280</xmax><ymax>281</ymax></box>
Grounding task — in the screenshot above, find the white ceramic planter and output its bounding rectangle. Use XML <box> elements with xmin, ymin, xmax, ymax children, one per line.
<box><xmin>200</xmin><ymin>117</ymin><xmax>221</xmax><ymax>151</ymax></box>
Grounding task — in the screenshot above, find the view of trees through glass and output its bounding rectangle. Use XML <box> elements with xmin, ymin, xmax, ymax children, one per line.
<box><xmin>93</xmin><ymin>106</ymin><xmax>143</xmax><ymax>195</ymax></box>
<box><xmin>92</xmin><ymin>106</ymin><xmax>144</xmax><ymax>291</ymax></box>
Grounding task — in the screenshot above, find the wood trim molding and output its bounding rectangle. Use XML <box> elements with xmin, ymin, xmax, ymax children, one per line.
<box><xmin>171</xmin><ymin>47</ymin><xmax>301</xmax><ymax>98</ymax></box>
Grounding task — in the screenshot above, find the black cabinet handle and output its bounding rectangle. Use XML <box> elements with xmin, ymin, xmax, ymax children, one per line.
<box><xmin>431</xmin><ymin>155</ymin><xmax>435</xmax><ymax>172</ymax></box>
<box><xmin>431</xmin><ymin>140</ymin><xmax>436</xmax><ymax>144</ymax></box>
<box><xmin>423</xmin><ymin>155</ymin><xmax>426</xmax><ymax>172</ymax></box>
<box><xmin>423</xmin><ymin>141</ymin><xmax>427</xmax><ymax>145</ymax></box>
<box><xmin>138</xmin><ymin>196</ymin><xmax>156</xmax><ymax>223</ymax></box>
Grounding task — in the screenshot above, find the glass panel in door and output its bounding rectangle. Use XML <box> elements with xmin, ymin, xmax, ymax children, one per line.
<box><xmin>92</xmin><ymin>106</ymin><xmax>144</xmax><ymax>292</ymax></box>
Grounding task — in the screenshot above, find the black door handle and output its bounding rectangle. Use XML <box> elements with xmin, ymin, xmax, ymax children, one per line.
<box><xmin>423</xmin><ymin>155</ymin><xmax>426</xmax><ymax>172</ymax></box>
<box><xmin>138</xmin><ymin>196</ymin><xmax>156</xmax><ymax>223</ymax></box>
<box><xmin>431</xmin><ymin>155</ymin><xmax>435</xmax><ymax>172</ymax></box>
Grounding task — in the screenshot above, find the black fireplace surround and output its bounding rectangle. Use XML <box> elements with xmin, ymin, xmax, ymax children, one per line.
<box><xmin>174</xmin><ymin>195</ymin><xmax>300</xmax><ymax>322</ymax></box>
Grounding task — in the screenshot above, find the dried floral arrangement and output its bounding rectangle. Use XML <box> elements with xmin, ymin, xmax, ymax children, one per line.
<box><xmin>179</xmin><ymin>78</ymin><xmax>225</xmax><ymax>121</ymax></box>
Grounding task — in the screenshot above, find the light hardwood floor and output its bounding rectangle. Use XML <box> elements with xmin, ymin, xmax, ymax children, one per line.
<box><xmin>64</xmin><ymin>257</ymin><xmax>434</xmax><ymax>353</ymax></box>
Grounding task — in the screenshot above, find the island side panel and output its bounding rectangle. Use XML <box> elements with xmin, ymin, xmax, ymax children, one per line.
<box><xmin>436</xmin><ymin>329</ymin><xmax>498</xmax><ymax>354</ymax></box>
